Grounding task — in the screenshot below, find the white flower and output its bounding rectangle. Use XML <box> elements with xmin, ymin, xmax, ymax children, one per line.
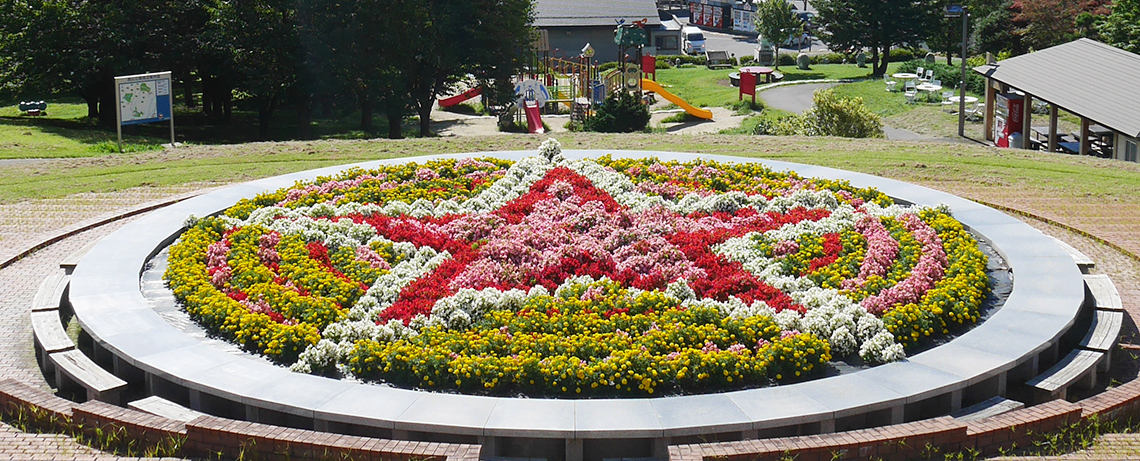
<box><xmin>539</xmin><ymin>138</ymin><xmax>563</xmax><ymax>162</ymax></box>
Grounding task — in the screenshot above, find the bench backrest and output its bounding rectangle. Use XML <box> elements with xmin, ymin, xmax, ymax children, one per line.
<box><xmin>705</xmin><ymin>50</ymin><xmax>729</xmax><ymax>63</ymax></box>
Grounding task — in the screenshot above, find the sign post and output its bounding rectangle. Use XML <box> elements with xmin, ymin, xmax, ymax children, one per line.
<box><xmin>115</xmin><ymin>71</ymin><xmax>174</xmax><ymax>153</ymax></box>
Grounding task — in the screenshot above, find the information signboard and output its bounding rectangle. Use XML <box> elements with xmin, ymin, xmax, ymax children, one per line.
<box><xmin>114</xmin><ymin>71</ymin><xmax>175</xmax><ymax>151</ymax></box>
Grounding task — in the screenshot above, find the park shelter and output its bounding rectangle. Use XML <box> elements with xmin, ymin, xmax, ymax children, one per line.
<box><xmin>533</xmin><ymin>0</ymin><xmax>674</xmax><ymax>61</ymax></box>
<box><xmin>973</xmin><ymin>38</ymin><xmax>1140</xmax><ymax>162</ymax></box>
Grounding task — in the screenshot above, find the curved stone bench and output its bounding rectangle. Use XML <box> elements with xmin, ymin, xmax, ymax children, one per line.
<box><xmin>67</xmin><ymin>151</ymin><xmax>1086</xmax><ymax>461</ymax></box>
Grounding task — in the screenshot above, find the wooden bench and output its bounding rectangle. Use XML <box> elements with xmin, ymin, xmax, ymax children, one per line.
<box><xmin>950</xmin><ymin>396</ymin><xmax>1024</xmax><ymax>422</ymax></box>
<box><xmin>705</xmin><ymin>50</ymin><xmax>733</xmax><ymax>69</ymax></box>
<box><xmin>31</xmin><ymin>310</ymin><xmax>75</xmax><ymax>376</ymax></box>
<box><xmin>1085</xmin><ymin>274</ymin><xmax>1123</xmax><ymax>311</ymax></box>
<box><xmin>1079</xmin><ymin>309</ymin><xmax>1123</xmax><ymax>373</ymax></box>
<box><xmin>128</xmin><ymin>395</ymin><xmax>204</xmax><ymax>422</ymax></box>
<box><xmin>1026</xmin><ymin>349</ymin><xmax>1103</xmax><ymax>402</ymax></box>
<box><xmin>31</xmin><ymin>274</ymin><xmax>70</xmax><ymax>312</ymax></box>
<box><xmin>49</xmin><ymin>349</ymin><xmax>127</xmax><ymax>405</ymax></box>
<box><xmin>1050</xmin><ymin>236</ymin><xmax>1094</xmax><ymax>273</ymax></box>
<box><xmin>60</xmin><ymin>239</ymin><xmax>102</xmax><ymax>274</ymax></box>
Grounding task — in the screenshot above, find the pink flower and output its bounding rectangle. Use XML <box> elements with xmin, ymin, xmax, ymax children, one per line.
<box><xmin>861</xmin><ymin>214</ymin><xmax>947</xmax><ymax>314</ymax></box>
<box><xmin>416</xmin><ymin>168</ymin><xmax>440</xmax><ymax>181</ymax></box>
<box><xmin>772</xmin><ymin>239</ymin><xmax>799</xmax><ymax>257</ymax></box>
<box><xmin>356</xmin><ymin>245</ymin><xmax>391</xmax><ymax>270</ymax></box>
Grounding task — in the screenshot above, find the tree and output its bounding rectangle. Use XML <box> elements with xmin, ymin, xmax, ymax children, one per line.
<box><xmin>753</xmin><ymin>0</ymin><xmax>802</xmax><ymax>69</ymax></box>
<box><xmin>1011</xmin><ymin>0</ymin><xmax>1109</xmax><ymax>50</ymax></box>
<box><xmin>1098</xmin><ymin>0</ymin><xmax>1140</xmax><ymax>54</ymax></box>
<box><xmin>400</xmin><ymin>0</ymin><xmax>534</xmax><ymax>137</ymax></box>
<box><xmin>971</xmin><ymin>0</ymin><xmax>1025</xmax><ymax>55</ymax></box>
<box><xmin>212</xmin><ymin>0</ymin><xmax>306</xmax><ymax>139</ymax></box>
<box><xmin>813</xmin><ymin>0</ymin><xmax>937</xmax><ymax>77</ymax></box>
<box><xmin>302</xmin><ymin>0</ymin><xmax>412</xmax><ymax>138</ymax></box>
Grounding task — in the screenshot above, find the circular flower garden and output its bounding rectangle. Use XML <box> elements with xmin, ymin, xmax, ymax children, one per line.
<box><xmin>165</xmin><ymin>140</ymin><xmax>990</xmax><ymax>397</ymax></box>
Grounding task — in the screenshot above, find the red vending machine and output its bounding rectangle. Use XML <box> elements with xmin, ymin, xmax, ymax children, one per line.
<box><xmin>994</xmin><ymin>93</ymin><xmax>1024</xmax><ymax>148</ymax></box>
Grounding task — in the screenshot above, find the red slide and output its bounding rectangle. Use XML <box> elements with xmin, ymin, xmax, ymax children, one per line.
<box><xmin>524</xmin><ymin>100</ymin><xmax>544</xmax><ymax>134</ymax></box>
<box><xmin>438</xmin><ymin>87</ymin><xmax>483</xmax><ymax>108</ymax></box>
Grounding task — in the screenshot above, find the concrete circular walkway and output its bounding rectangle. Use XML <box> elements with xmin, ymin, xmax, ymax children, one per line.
<box><xmin>3</xmin><ymin>152</ymin><xmax>1140</xmax><ymax>459</ymax></box>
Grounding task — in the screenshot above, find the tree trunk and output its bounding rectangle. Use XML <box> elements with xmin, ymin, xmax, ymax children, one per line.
<box><xmin>387</xmin><ymin>112</ymin><xmax>403</xmax><ymax>139</ymax></box>
<box><xmin>418</xmin><ymin>102</ymin><xmax>431</xmax><ymax>137</ymax></box>
<box><xmin>201</xmin><ymin>75</ymin><xmax>214</xmax><ymax>119</ymax></box>
<box><xmin>183</xmin><ymin>72</ymin><xmax>197</xmax><ymax>108</ymax></box>
<box><xmin>360</xmin><ymin>97</ymin><xmax>374</xmax><ymax>131</ymax></box>
<box><xmin>874</xmin><ymin>46</ymin><xmax>889</xmax><ymax>77</ymax></box>
<box><xmin>97</xmin><ymin>78</ymin><xmax>116</xmax><ymax>126</ymax></box>
<box><xmin>295</xmin><ymin>91</ymin><xmax>312</xmax><ymax>140</ymax></box>
<box><xmin>78</xmin><ymin>86</ymin><xmax>99</xmax><ymax>118</ymax></box>
<box><xmin>258</xmin><ymin>98</ymin><xmax>275</xmax><ymax>140</ymax></box>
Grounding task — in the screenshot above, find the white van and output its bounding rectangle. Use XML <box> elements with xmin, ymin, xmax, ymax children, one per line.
<box><xmin>682</xmin><ymin>26</ymin><xmax>706</xmax><ymax>55</ymax></box>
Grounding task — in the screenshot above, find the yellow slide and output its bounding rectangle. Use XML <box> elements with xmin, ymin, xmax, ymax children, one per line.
<box><xmin>641</xmin><ymin>79</ymin><xmax>713</xmax><ymax>120</ymax></box>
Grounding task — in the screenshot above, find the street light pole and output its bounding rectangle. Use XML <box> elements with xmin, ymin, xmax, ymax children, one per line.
<box><xmin>958</xmin><ymin>9</ymin><xmax>968</xmax><ymax>138</ymax></box>
<box><xmin>945</xmin><ymin>5</ymin><xmax>969</xmax><ymax>138</ymax></box>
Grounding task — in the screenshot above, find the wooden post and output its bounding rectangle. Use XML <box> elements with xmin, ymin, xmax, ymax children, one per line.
<box><xmin>1080</xmin><ymin>118</ymin><xmax>1091</xmax><ymax>156</ymax></box>
<box><xmin>1022</xmin><ymin>93</ymin><xmax>1033</xmax><ymax>149</ymax></box>
<box><xmin>1048</xmin><ymin>104</ymin><xmax>1059</xmax><ymax>154</ymax></box>
<box><xmin>984</xmin><ymin>79</ymin><xmax>996</xmax><ymax>141</ymax></box>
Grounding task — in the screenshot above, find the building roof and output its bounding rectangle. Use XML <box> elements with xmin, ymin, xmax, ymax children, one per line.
<box><xmin>974</xmin><ymin>38</ymin><xmax>1140</xmax><ymax>138</ymax></box>
<box><xmin>534</xmin><ymin>0</ymin><xmax>662</xmax><ymax>28</ymax></box>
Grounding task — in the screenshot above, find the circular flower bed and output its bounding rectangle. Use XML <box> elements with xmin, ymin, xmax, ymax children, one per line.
<box><xmin>165</xmin><ymin>141</ymin><xmax>989</xmax><ymax>397</ymax></box>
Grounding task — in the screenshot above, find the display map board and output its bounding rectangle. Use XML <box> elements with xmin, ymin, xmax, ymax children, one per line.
<box><xmin>116</xmin><ymin>72</ymin><xmax>172</xmax><ymax>125</ymax></box>
<box><xmin>114</xmin><ymin>71</ymin><xmax>175</xmax><ymax>150</ymax></box>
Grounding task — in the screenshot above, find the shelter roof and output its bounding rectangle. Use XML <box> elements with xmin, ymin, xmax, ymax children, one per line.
<box><xmin>974</xmin><ymin>39</ymin><xmax>1140</xmax><ymax>137</ymax></box>
<box><xmin>534</xmin><ymin>0</ymin><xmax>662</xmax><ymax>28</ymax></box>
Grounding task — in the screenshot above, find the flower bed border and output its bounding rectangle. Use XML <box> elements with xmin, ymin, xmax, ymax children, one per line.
<box><xmin>67</xmin><ymin>150</ymin><xmax>1085</xmax><ymax>461</ymax></box>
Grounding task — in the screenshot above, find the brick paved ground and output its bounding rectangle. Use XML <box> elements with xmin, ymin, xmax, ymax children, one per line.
<box><xmin>3</xmin><ymin>177</ymin><xmax>1140</xmax><ymax>459</ymax></box>
<box><xmin>0</xmin><ymin>190</ymin><xmax>190</xmax><ymax>461</ymax></box>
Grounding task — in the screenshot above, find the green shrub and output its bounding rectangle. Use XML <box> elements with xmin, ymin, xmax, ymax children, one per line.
<box><xmin>760</xmin><ymin>89</ymin><xmax>883</xmax><ymax>138</ymax></box>
<box><xmin>598</xmin><ymin>61</ymin><xmax>621</xmax><ymax>72</ymax></box>
<box><xmin>778</xmin><ymin>53</ymin><xmax>797</xmax><ymax>66</ymax></box>
<box><xmin>739</xmin><ymin>55</ymin><xmax>757</xmax><ymax>65</ymax></box>
<box><xmin>888</xmin><ymin>48</ymin><xmax>918</xmax><ymax>62</ymax></box>
<box><xmin>657</xmin><ymin>54</ymin><xmax>707</xmax><ymax>66</ymax></box>
<box><xmin>810</xmin><ymin>52</ymin><xmax>848</xmax><ymax>65</ymax></box>
<box><xmin>586</xmin><ymin>90</ymin><xmax>650</xmax><ymax>133</ymax></box>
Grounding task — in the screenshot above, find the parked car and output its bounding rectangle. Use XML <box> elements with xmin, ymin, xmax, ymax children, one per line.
<box><xmin>796</xmin><ymin>11</ymin><xmax>815</xmax><ymax>31</ymax></box>
<box><xmin>682</xmin><ymin>26</ymin><xmax>706</xmax><ymax>55</ymax></box>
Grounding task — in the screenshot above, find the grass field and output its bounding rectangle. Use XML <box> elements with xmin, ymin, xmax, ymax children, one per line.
<box><xmin>3</xmin><ymin>133</ymin><xmax>1139</xmax><ymax>205</ymax></box>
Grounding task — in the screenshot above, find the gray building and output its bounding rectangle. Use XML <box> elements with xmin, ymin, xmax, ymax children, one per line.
<box><xmin>534</xmin><ymin>0</ymin><xmax>681</xmax><ymax>61</ymax></box>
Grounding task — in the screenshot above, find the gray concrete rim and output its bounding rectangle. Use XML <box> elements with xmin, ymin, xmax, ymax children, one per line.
<box><xmin>67</xmin><ymin>150</ymin><xmax>1085</xmax><ymax>446</ymax></box>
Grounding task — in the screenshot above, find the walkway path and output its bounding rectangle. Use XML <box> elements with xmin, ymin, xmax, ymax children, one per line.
<box><xmin>759</xmin><ymin>81</ymin><xmax>965</xmax><ymax>142</ymax></box>
<box><xmin>0</xmin><ymin>191</ymin><xmax>192</xmax><ymax>461</ymax></box>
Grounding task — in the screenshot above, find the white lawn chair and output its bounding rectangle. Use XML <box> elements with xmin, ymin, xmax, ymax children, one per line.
<box><xmin>941</xmin><ymin>91</ymin><xmax>955</xmax><ymax>112</ymax></box>
<box><xmin>916</xmin><ymin>66</ymin><xmax>925</xmax><ymax>80</ymax></box>
<box><xmin>925</xmin><ymin>69</ymin><xmax>934</xmax><ymax>81</ymax></box>
<box><xmin>884</xmin><ymin>74</ymin><xmax>897</xmax><ymax>92</ymax></box>
<box><xmin>965</xmin><ymin>102</ymin><xmax>984</xmax><ymax>121</ymax></box>
<box><xmin>904</xmin><ymin>81</ymin><xmax>917</xmax><ymax>104</ymax></box>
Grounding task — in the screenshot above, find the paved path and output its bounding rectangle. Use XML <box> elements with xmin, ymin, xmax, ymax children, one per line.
<box><xmin>0</xmin><ymin>191</ymin><xmax>189</xmax><ymax>460</ymax></box>
<box><xmin>759</xmin><ymin>81</ymin><xmax>961</xmax><ymax>142</ymax></box>
<box><xmin>759</xmin><ymin>82</ymin><xmax>838</xmax><ymax>115</ymax></box>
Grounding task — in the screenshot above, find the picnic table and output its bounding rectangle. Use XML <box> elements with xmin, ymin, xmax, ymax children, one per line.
<box><xmin>892</xmin><ymin>72</ymin><xmax>918</xmax><ymax>82</ymax></box>
<box><xmin>915</xmin><ymin>83</ymin><xmax>942</xmax><ymax>102</ymax></box>
<box><xmin>739</xmin><ymin>66</ymin><xmax>777</xmax><ymax>83</ymax></box>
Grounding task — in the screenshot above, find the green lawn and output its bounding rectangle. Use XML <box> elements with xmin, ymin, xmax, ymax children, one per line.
<box><xmin>3</xmin><ymin>134</ymin><xmax>1140</xmax><ymax>206</ymax></box>
<box><xmin>653</xmin><ymin>63</ymin><xmax>899</xmax><ymax>111</ymax></box>
<box><xmin>0</xmin><ymin>99</ymin><xmax>410</xmax><ymax>160</ymax></box>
